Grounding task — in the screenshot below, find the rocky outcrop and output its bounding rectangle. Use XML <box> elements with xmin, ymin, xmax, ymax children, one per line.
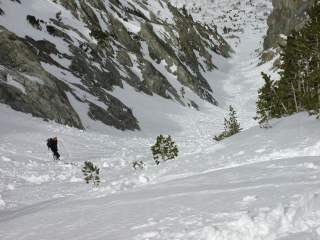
<box><xmin>0</xmin><ymin>0</ymin><xmax>231</xmax><ymax>131</ymax></box>
<box><xmin>260</xmin><ymin>0</ymin><xmax>315</xmax><ymax>65</ymax></box>
<box><xmin>0</xmin><ymin>27</ymin><xmax>83</xmax><ymax>129</ymax></box>
<box><xmin>263</xmin><ymin>0</ymin><xmax>315</xmax><ymax>50</ymax></box>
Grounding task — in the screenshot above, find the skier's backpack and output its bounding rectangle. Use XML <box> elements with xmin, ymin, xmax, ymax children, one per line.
<box><xmin>47</xmin><ymin>138</ymin><xmax>52</xmax><ymax>149</ymax></box>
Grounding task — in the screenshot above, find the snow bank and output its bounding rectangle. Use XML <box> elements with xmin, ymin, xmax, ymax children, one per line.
<box><xmin>21</xmin><ymin>174</ymin><xmax>51</xmax><ymax>184</ymax></box>
<box><xmin>200</xmin><ymin>193</ymin><xmax>320</xmax><ymax>240</ymax></box>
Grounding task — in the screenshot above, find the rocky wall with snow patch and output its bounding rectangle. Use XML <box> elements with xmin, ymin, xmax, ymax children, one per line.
<box><xmin>0</xmin><ymin>0</ymin><xmax>231</xmax><ymax>131</ymax></box>
<box><xmin>263</xmin><ymin>0</ymin><xmax>315</xmax><ymax>50</ymax></box>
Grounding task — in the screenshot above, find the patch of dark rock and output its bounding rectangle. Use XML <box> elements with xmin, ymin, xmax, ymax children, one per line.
<box><xmin>88</xmin><ymin>100</ymin><xmax>140</xmax><ymax>131</ymax></box>
<box><xmin>26</xmin><ymin>15</ymin><xmax>42</xmax><ymax>30</ymax></box>
<box><xmin>125</xmin><ymin>7</ymin><xmax>148</xmax><ymax>20</ymax></box>
<box><xmin>46</xmin><ymin>25</ymin><xmax>73</xmax><ymax>43</ymax></box>
<box><xmin>69</xmin><ymin>48</ymin><xmax>122</xmax><ymax>91</ymax></box>
<box><xmin>190</xmin><ymin>100</ymin><xmax>200</xmax><ymax>111</ymax></box>
<box><xmin>0</xmin><ymin>8</ymin><xmax>5</xmax><ymax>16</ymax></box>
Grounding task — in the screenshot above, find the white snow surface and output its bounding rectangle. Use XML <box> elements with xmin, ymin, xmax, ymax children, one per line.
<box><xmin>1</xmin><ymin>0</ymin><xmax>320</xmax><ymax>240</ymax></box>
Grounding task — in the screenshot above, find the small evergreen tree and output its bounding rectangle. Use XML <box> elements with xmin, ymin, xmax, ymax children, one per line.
<box><xmin>151</xmin><ymin>135</ymin><xmax>179</xmax><ymax>165</ymax></box>
<box><xmin>255</xmin><ymin>72</ymin><xmax>274</xmax><ymax>128</ymax></box>
<box><xmin>132</xmin><ymin>160</ymin><xmax>145</xmax><ymax>170</ymax></box>
<box><xmin>82</xmin><ymin>161</ymin><xmax>100</xmax><ymax>186</ymax></box>
<box><xmin>214</xmin><ymin>105</ymin><xmax>242</xmax><ymax>141</ymax></box>
<box><xmin>226</xmin><ymin>105</ymin><xmax>242</xmax><ymax>135</ymax></box>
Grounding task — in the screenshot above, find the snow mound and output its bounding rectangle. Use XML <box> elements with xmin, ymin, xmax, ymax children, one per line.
<box><xmin>200</xmin><ymin>193</ymin><xmax>320</xmax><ymax>240</ymax></box>
<box><xmin>1</xmin><ymin>156</ymin><xmax>11</xmax><ymax>162</ymax></box>
<box><xmin>21</xmin><ymin>174</ymin><xmax>51</xmax><ymax>184</ymax></box>
<box><xmin>0</xmin><ymin>194</ymin><xmax>5</xmax><ymax>209</ymax></box>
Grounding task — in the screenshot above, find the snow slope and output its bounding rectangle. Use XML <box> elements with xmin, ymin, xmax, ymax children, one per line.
<box><xmin>1</xmin><ymin>99</ymin><xmax>320</xmax><ymax>240</ymax></box>
<box><xmin>1</xmin><ymin>0</ymin><xmax>320</xmax><ymax>239</ymax></box>
<box><xmin>170</xmin><ymin>0</ymin><xmax>275</xmax><ymax>129</ymax></box>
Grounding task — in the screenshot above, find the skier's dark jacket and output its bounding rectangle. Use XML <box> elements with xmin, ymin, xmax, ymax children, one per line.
<box><xmin>47</xmin><ymin>138</ymin><xmax>58</xmax><ymax>153</ymax></box>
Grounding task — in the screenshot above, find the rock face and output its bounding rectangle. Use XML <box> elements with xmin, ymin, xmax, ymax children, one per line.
<box><xmin>0</xmin><ymin>27</ymin><xmax>83</xmax><ymax>129</ymax></box>
<box><xmin>263</xmin><ymin>0</ymin><xmax>315</xmax><ymax>50</ymax></box>
<box><xmin>0</xmin><ymin>0</ymin><xmax>231</xmax><ymax>131</ymax></box>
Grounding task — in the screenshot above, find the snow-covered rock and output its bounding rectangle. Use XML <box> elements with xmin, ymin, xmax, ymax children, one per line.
<box><xmin>0</xmin><ymin>0</ymin><xmax>231</xmax><ymax>131</ymax></box>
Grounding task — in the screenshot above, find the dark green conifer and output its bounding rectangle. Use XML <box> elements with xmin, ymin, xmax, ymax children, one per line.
<box><xmin>255</xmin><ymin>73</ymin><xmax>274</xmax><ymax>127</ymax></box>
<box><xmin>151</xmin><ymin>135</ymin><xmax>178</xmax><ymax>165</ymax></box>
<box><xmin>82</xmin><ymin>161</ymin><xmax>100</xmax><ymax>186</ymax></box>
<box><xmin>214</xmin><ymin>105</ymin><xmax>242</xmax><ymax>141</ymax></box>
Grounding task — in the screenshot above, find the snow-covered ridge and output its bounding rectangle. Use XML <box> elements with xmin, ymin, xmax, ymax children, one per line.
<box><xmin>0</xmin><ymin>0</ymin><xmax>231</xmax><ymax>131</ymax></box>
<box><xmin>171</xmin><ymin>0</ymin><xmax>272</xmax><ymax>49</ymax></box>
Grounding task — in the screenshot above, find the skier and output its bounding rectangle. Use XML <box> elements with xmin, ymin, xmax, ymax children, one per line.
<box><xmin>47</xmin><ymin>137</ymin><xmax>60</xmax><ymax>160</ymax></box>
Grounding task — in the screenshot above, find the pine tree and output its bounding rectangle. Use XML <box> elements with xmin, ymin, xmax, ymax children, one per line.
<box><xmin>278</xmin><ymin>1</ymin><xmax>320</xmax><ymax>116</ymax></box>
<box><xmin>151</xmin><ymin>135</ymin><xmax>179</xmax><ymax>165</ymax></box>
<box><xmin>214</xmin><ymin>105</ymin><xmax>242</xmax><ymax>141</ymax></box>
<box><xmin>301</xmin><ymin>1</ymin><xmax>320</xmax><ymax>115</ymax></box>
<box><xmin>255</xmin><ymin>72</ymin><xmax>274</xmax><ymax>127</ymax></box>
<box><xmin>226</xmin><ymin>105</ymin><xmax>242</xmax><ymax>135</ymax></box>
<box><xmin>278</xmin><ymin>30</ymin><xmax>304</xmax><ymax>114</ymax></box>
<box><xmin>132</xmin><ymin>160</ymin><xmax>145</xmax><ymax>170</ymax></box>
<box><xmin>82</xmin><ymin>161</ymin><xmax>100</xmax><ymax>186</ymax></box>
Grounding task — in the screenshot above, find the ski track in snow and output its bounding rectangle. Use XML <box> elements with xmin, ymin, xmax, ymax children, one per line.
<box><xmin>1</xmin><ymin>0</ymin><xmax>320</xmax><ymax>239</ymax></box>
